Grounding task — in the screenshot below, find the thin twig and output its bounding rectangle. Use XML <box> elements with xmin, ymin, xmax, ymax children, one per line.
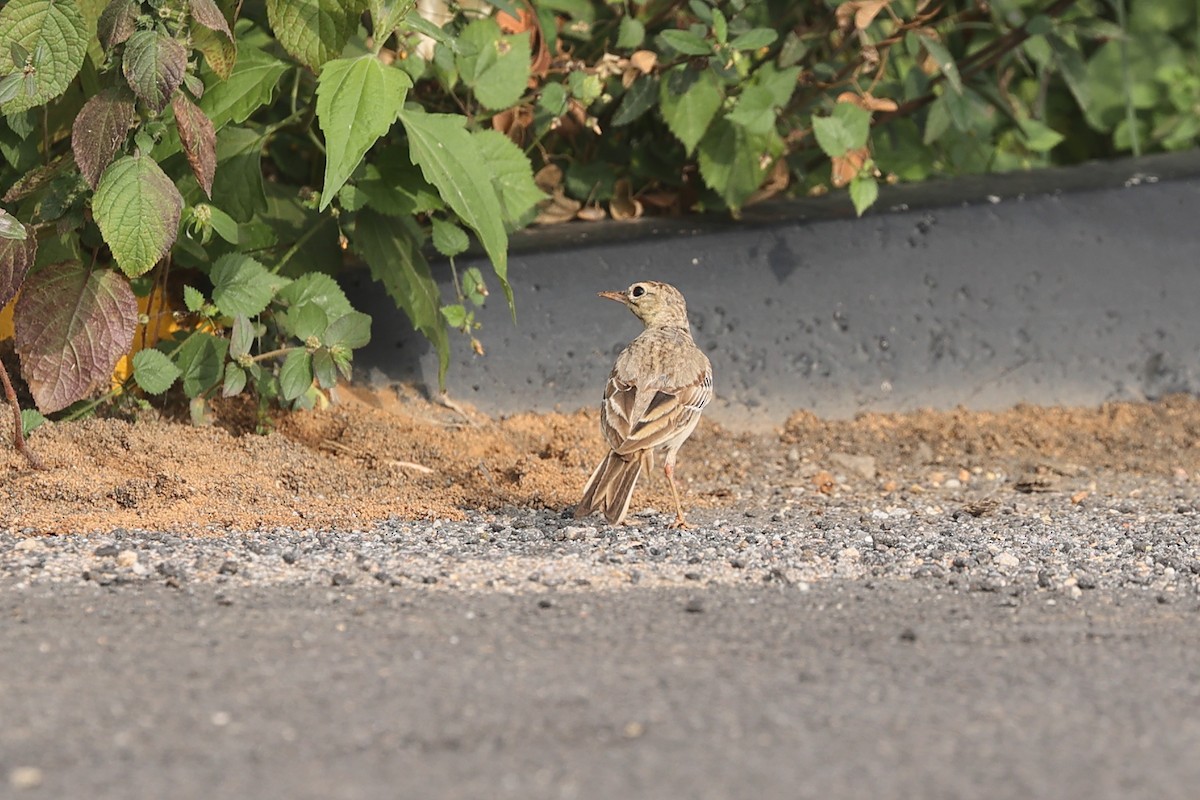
<box><xmin>0</xmin><ymin>356</ymin><xmax>44</xmax><ymax>470</ymax></box>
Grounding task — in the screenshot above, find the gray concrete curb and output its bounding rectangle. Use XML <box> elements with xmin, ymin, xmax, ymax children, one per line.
<box><xmin>346</xmin><ymin>150</ymin><xmax>1200</xmax><ymax>429</ymax></box>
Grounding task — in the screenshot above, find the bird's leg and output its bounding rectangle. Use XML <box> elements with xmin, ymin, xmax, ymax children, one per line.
<box><xmin>663</xmin><ymin>459</ymin><xmax>691</xmax><ymax>529</ymax></box>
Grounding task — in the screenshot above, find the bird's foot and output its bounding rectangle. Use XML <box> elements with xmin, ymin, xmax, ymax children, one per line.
<box><xmin>667</xmin><ymin>515</ymin><xmax>693</xmax><ymax>530</ymax></box>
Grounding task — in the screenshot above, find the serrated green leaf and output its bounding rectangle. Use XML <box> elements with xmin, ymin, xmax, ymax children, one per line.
<box><xmin>811</xmin><ymin>102</ymin><xmax>870</xmax><ymax>157</ymax></box>
<box><xmin>472</xmin><ymin>129</ymin><xmax>545</xmax><ymax>229</ymax></box>
<box><xmin>1047</xmin><ymin>33</ymin><xmax>1089</xmax><ymax>111</ymax></box>
<box><xmin>658</xmin><ymin>29</ymin><xmax>712</xmax><ymax>56</ymax></box>
<box><xmin>1019</xmin><ymin>118</ymin><xmax>1064</xmax><ymax>151</ymax></box>
<box><xmin>222</xmin><ymin>363</ymin><xmax>247</xmax><ymax>396</ymax></box>
<box><xmin>266</xmin><ymin>0</ymin><xmax>354</xmax><ymax>70</ymax></box>
<box><xmin>203</xmin><ymin>203</ymin><xmax>240</xmax><ymax>244</ymax></box>
<box><xmin>441</xmin><ymin>303</ymin><xmax>467</xmax><ymax>328</ymax></box>
<box><xmin>660</xmin><ymin>65</ymin><xmax>722</xmax><ymax>154</ymax></box>
<box><xmin>131</xmin><ymin>348</ymin><xmax>181</xmax><ymax>395</ymax></box>
<box><xmin>399</xmin><ymin>109</ymin><xmax>512</xmax><ymax>312</ymax></box>
<box><xmin>212</xmin><ymin>126</ymin><xmax>267</xmax><ymax>222</ymax></box>
<box><xmin>463</xmin><ymin>267</ymin><xmax>486</xmax><ymax>306</ymax></box>
<box><xmin>20</xmin><ymin>408</ymin><xmax>46</xmax><ymax>437</ymax></box>
<box><xmin>728</xmin><ymin>27</ymin><xmax>776</xmax><ymax>51</ymax></box>
<box><xmin>93</xmin><ymin>155</ymin><xmax>183</xmax><ymax>278</ymax></box>
<box><xmin>13</xmin><ymin>261</ymin><xmax>138</xmax><ymax>413</ymax></box>
<box><xmin>0</xmin><ymin>0</ymin><xmax>89</xmax><ymax>114</ymax></box>
<box><xmin>848</xmin><ymin>175</ymin><xmax>878</xmax><ymax>217</ymax></box>
<box><xmin>920</xmin><ymin>35</ymin><xmax>962</xmax><ymax>95</ymax></box>
<box><xmin>696</xmin><ymin>117</ymin><xmax>782</xmax><ymax>211</ymax></box>
<box><xmin>183</xmin><ymin>284</ymin><xmax>206</xmax><ymax>312</ymax></box>
<box><xmin>613</xmin><ymin>74</ymin><xmax>658</xmax><ymax>127</ymax></box>
<box><xmin>279</xmin><ymin>348</ymin><xmax>313</xmax><ymax>401</ymax></box>
<box><xmin>210</xmin><ymin>253</ymin><xmax>287</xmax><ymax>317</ymax></box>
<box><xmin>431</xmin><ymin>217</ymin><xmax>469</xmax><ymax>257</ymax></box>
<box><xmin>289</xmin><ymin>302</ymin><xmax>328</xmax><ymax>341</ymax></box>
<box><xmin>201</xmin><ymin>46</ymin><xmax>289</xmax><ymax>131</ymax></box>
<box><xmin>122</xmin><ymin>29</ymin><xmax>188</xmax><ymax>113</ymax></box>
<box><xmin>312</xmin><ymin>348</ymin><xmax>337</xmax><ymax>388</ymax></box>
<box><xmin>71</xmin><ymin>86</ymin><xmax>137</xmax><ymax>189</ymax></box>
<box><xmin>323</xmin><ymin>311</ymin><xmax>371</xmax><ymax>349</ymax></box>
<box><xmin>616</xmin><ymin>16</ymin><xmax>644</xmax><ymax>49</ymax></box>
<box><xmin>539</xmin><ymin>81</ymin><xmax>568</xmax><ymax>115</ymax></box>
<box><xmin>354</xmin><ymin>209</ymin><xmax>450</xmax><ymax>388</ymax></box>
<box><xmin>192</xmin><ymin>21</ymin><xmax>238</xmax><ymax>80</ymax></box>
<box><xmin>456</xmin><ymin>19</ymin><xmax>531</xmax><ymax>111</ymax></box>
<box><xmin>276</xmin><ymin>272</ymin><xmax>353</xmax><ymax>320</ymax></box>
<box><xmin>568</xmin><ymin>70</ymin><xmax>602</xmax><ymax>105</ymax></box>
<box><xmin>229</xmin><ymin>314</ymin><xmax>254</xmax><ymax>358</ymax></box>
<box><xmin>175</xmin><ymin>331</ymin><xmax>228</xmax><ymax>398</ymax></box>
<box><xmin>316</xmin><ymin>55</ymin><xmax>410</xmax><ymax>211</ymax></box>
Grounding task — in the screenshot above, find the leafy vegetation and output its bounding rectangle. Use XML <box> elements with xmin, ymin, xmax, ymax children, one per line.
<box><xmin>0</xmin><ymin>0</ymin><xmax>1196</xmax><ymax>465</ymax></box>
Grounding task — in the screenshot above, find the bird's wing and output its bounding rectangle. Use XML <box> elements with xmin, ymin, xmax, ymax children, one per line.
<box><xmin>601</xmin><ymin>362</ymin><xmax>712</xmax><ymax>456</ymax></box>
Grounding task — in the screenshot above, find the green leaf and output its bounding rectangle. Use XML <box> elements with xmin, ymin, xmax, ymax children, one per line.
<box><xmin>1018</xmin><ymin>118</ymin><xmax>1064</xmax><ymax>151</ymax></box>
<box><xmin>276</xmin><ymin>272</ymin><xmax>353</xmax><ymax>320</ymax></box>
<box><xmin>122</xmin><ymin>29</ymin><xmax>188</xmax><ymax>114</ymax></box>
<box><xmin>93</xmin><ymin>155</ymin><xmax>183</xmax><ymax>278</ymax></box>
<box><xmin>203</xmin><ymin>203</ymin><xmax>240</xmax><ymax>244</ymax></box>
<box><xmin>200</xmin><ymin>46</ymin><xmax>290</xmax><ymax>131</ymax></box>
<box><xmin>658</xmin><ymin>29</ymin><xmax>712</xmax><ymax>56</ymax></box>
<box><xmin>13</xmin><ymin>261</ymin><xmax>138</xmax><ymax>413</ymax></box>
<box><xmin>229</xmin><ymin>314</ymin><xmax>254</xmax><ymax>358</ymax></box>
<box><xmin>0</xmin><ymin>219</ymin><xmax>35</xmax><ymax>308</ymax></box>
<box><xmin>726</xmin><ymin>85</ymin><xmax>778</xmax><ymax>135</ymax></box>
<box><xmin>175</xmin><ymin>331</ymin><xmax>228</xmax><ymax>398</ymax></box>
<box><xmin>354</xmin><ymin>209</ymin><xmax>450</xmax><ymax>388</ymax></box>
<box><xmin>848</xmin><ymin>175</ymin><xmax>878</xmax><ymax>217</ymax></box>
<box><xmin>463</xmin><ymin>267</ymin><xmax>486</xmax><ymax>306</ymax></box>
<box><xmin>20</xmin><ymin>408</ymin><xmax>46</xmax><ymax>437</ymax></box>
<box><xmin>539</xmin><ymin>81</ymin><xmax>568</xmax><ymax>115</ymax></box>
<box><xmin>212</xmin><ymin>126</ymin><xmax>267</xmax><ymax>222</ymax></box>
<box><xmin>71</xmin><ymin>85</ymin><xmax>138</xmax><ymax>189</ymax></box>
<box><xmin>0</xmin><ymin>0</ymin><xmax>89</xmax><ymax>113</ymax></box>
<box><xmin>210</xmin><ymin>253</ymin><xmax>287</xmax><ymax>317</ymax></box>
<box><xmin>369</xmin><ymin>0</ymin><xmax>411</xmax><ymax>42</ymax></box>
<box><xmin>441</xmin><ymin>304</ymin><xmax>467</xmax><ymax>328</ymax></box>
<box><xmin>712</xmin><ymin>8</ymin><xmax>727</xmax><ymax>44</ymax></box>
<box><xmin>920</xmin><ymin>35</ymin><xmax>962</xmax><ymax>95</ymax></box>
<box><xmin>183</xmin><ymin>284</ymin><xmax>206</xmax><ymax>312</ymax></box>
<box><xmin>613</xmin><ymin>75</ymin><xmax>658</xmax><ymax>127</ymax></box>
<box><xmin>316</xmin><ymin>55</ymin><xmax>410</xmax><ymax>211</ymax></box>
<box><xmin>399</xmin><ymin>109</ymin><xmax>512</xmax><ymax>311</ymax></box>
<box><xmin>432</xmin><ymin>217</ymin><xmax>469</xmax><ymax>257</ymax></box>
<box><xmin>696</xmin><ymin>118</ymin><xmax>782</xmax><ymax>211</ymax></box>
<box><xmin>728</xmin><ymin>27</ymin><xmax>777</xmax><ymax>51</ymax></box>
<box><xmin>660</xmin><ymin>65</ymin><xmax>722</xmax><ymax>154</ymax></box>
<box><xmin>312</xmin><ymin>348</ymin><xmax>337</xmax><ymax>388</ymax></box>
<box><xmin>472</xmin><ymin>129</ymin><xmax>545</xmax><ymax>229</ymax></box>
<box><xmin>131</xmin><ymin>348</ymin><xmax>181</xmax><ymax>395</ymax></box>
<box><xmin>323</xmin><ymin>311</ymin><xmax>371</xmax><ymax>349</ymax></box>
<box><xmin>266</xmin><ymin>0</ymin><xmax>355</xmax><ymax>70</ymax></box>
<box><xmin>222</xmin><ymin>363</ymin><xmax>247</xmax><ymax>397</ymax></box>
<box><xmin>192</xmin><ymin>21</ymin><xmax>238</xmax><ymax>80</ymax></box>
<box><xmin>1047</xmin><ymin>33</ymin><xmax>1089</xmax><ymax>111</ymax></box>
<box><xmin>456</xmin><ymin>19</ymin><xmax>531</xmax><ymax>111</ymax></box>
<box><xmin>279</xmin><ymin>349</ymin><xmax>313</xmax><ymax>401</ymax></box>
<box><xmin>568</xmin><ymin>70</ymin><xmax>602</xmax><ymax>105</ymax></box>
<box><xmin>288</xmin><ymin>302</ymin><xmax>328</xmax><ymax>341</ymax></box>
<box><xmin>616</xmin><ymin>17</ymin><xmax>644</xmax><ymax>49</ymax></box>
<box><xmin>811</xmin><ymin>102</ymin><xmax>870</xmax><ymax>158</ymax></box>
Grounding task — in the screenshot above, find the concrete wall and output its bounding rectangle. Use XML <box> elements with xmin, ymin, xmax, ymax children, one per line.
<box><xmin>346</xmin><ymin>151</ymin><xmax>1200</xmax><ymax>428</ymax></box>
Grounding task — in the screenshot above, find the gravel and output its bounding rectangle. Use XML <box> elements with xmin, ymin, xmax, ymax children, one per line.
<box><xmin>3</xmin><ymin>487</ymin><xmax>1198</xmax><ymax>602</ymax></box>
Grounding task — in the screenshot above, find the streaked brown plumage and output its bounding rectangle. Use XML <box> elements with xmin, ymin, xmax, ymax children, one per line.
<box><xmin>575</xmin><ymin>281</ymin><xmax>713</xmax><ymax>528</ymax></box>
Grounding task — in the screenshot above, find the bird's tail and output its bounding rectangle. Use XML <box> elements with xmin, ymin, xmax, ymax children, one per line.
<box><xmin>575</xmin><ymin>450</ymin><xmax>650</xmax><ymax>525</ymax></box>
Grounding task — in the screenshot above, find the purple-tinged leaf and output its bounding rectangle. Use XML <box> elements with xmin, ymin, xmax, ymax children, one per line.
<box><xmin>172</xmin><ymin>92</ymin><xmax>217</xmax><ymax>197</ymax></box>
<box><xmin>14</xmin><ymin>262</ymin><xmax>137</xmax><ymax>413</ymax></box>
<box><xmin>98</xmin><ymin>0</ymin><xmax>140</xmax><ymax>49</ymax></box>
<box><xmin>72</xmin><ymin>86</ymin><xmax>138</xmax><ymax>189</ymax></box>
<box><xmin>0</xmin><ymin>218</ymin><xmax>35</xmax><ymax>308</ymax></box>
<box><xmin>122</xmin><ymin>29</ymin><xmax>188</xmax><ymax>114</ymax></box>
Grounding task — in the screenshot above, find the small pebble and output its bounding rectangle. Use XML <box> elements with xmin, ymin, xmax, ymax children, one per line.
<box><xmin>8</xmin><ymin>766</ymin><xmax>43</xmax><ymax>790</ymax></box>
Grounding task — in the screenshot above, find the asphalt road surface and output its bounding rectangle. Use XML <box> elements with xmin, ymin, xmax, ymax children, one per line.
<box><xmin>4</xmin><ymin>573</ymin><xmax>1199</xmax><ymax>800</ymax></box>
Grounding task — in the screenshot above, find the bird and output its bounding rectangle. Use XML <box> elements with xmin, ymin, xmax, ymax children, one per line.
<box><xmin>575</xmin><ymin>281</ymin><xmax>713</xmax><ymax>528</ymax></box>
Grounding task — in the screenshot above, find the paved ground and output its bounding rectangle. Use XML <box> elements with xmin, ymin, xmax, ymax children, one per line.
<box><xmin>4</xmin><ymin>504</ymin><xmax>1200</xmax><ymax>799</ymax></box>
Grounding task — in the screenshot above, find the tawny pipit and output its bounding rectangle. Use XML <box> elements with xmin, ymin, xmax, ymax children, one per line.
<box><xmin>575</xmin><ymin>281</ymin><xmax>713</xmax><ymax>528</ymax></box>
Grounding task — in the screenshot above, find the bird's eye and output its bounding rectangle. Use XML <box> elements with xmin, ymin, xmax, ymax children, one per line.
<box><xmin>631</xmin><ymin>285</ymin><xmax>646</xmax><ymax>298</ymax></box>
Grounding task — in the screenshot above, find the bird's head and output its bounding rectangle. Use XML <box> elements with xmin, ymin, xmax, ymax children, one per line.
<box><xmin>598</xmin><ymin>281</ymin><xmax>690</xmax><ymax>329</ymax></box>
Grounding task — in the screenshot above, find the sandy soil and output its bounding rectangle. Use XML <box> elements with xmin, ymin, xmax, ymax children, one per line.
<box><xmin>3</xmin><ymin>381</ymin><xmax>1200</xmax><ymax>535</ymax></box>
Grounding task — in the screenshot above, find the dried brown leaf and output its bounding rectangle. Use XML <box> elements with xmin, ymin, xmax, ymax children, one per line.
<box><xmin>534</xmin><ymin>187</ymin><xmax>582</xmax><ymax>225</ymax></box>
<box><xmin>831</xmin><ymin>146</ymin><xmax>870</xmax><ymax>188</ymax></box>
<box><xmin>576</xmin><ymin>205</ymin><xmax>607</xmax><ymax>222</ymax></box>
<box><xmin>609</xmin><ymin>178</ymin><xmax>643</xmax><ymax>221</ymax></box>
<box><xmin>630</xmin><ymin>50</ymin><xmax>657</xmax><ymax>74</ymax></box>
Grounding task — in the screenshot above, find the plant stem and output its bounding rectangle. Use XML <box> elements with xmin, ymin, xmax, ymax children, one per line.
<box><xmin>0</xmin><ymin>356</ymin><xmax>44</xmax><ymax>470</ymax></box>
<box><xmin>250</xmin><ymin>346</ymin><xmax>300</xmax><ymax>363</ymax></box>
<box><xmin>1114</xmin><ymin>0</ymin><xmax>1141</xmax><ymax>156</ymax></box>
<box><xmin>274</xmin><ymin>215</ymin><xmax>332</xmax><ymax>274</ymax></box>
<box><xmin>59</xmin><ymin>389</ymin><xmax>121</xmax><ymax>423</ymax></box>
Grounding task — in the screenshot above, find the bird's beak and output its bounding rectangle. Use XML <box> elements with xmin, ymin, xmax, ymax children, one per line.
<box><xmin>597</xmin><ymin>290</ymin><xmax>627</xmax><ymax>304</ymax></box>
